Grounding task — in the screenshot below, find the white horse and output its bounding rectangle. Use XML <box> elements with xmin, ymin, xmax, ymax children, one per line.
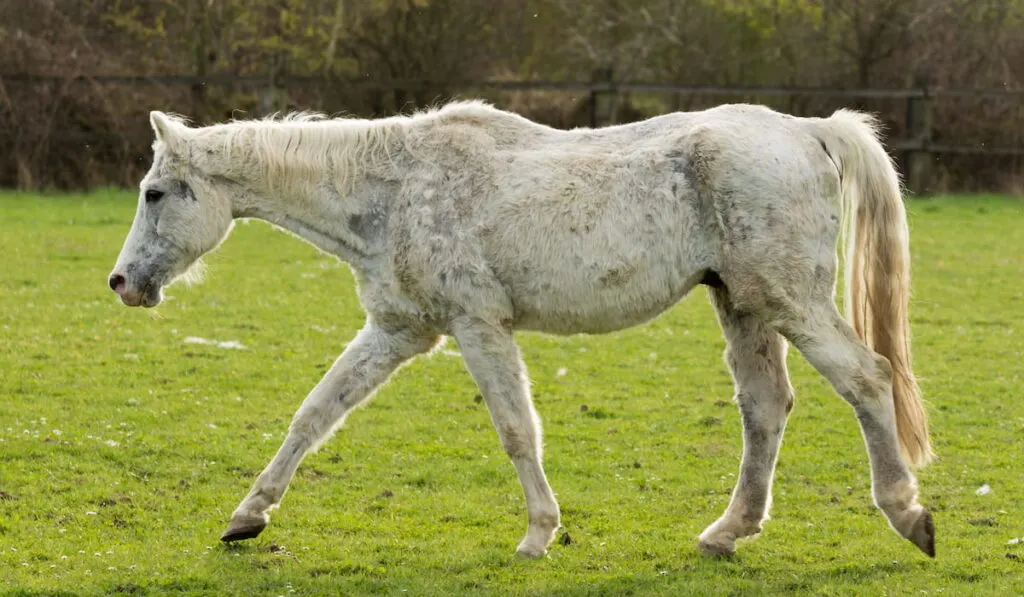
<box><xmin>109</xmin><ymin>100</ymin><xmax>934</xmax><ymax>559</ymax></box>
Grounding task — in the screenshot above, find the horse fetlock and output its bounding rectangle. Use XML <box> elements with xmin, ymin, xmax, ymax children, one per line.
<box><xmin>514</xmin><ymin>544</ymin><xmax>547</xmax><ymax>559</ymax></box>
<box><xmin>874</xmin><ymin>476</ymin><xmax>918</xmax><ymax>505</ymax></box>
<box><xmin>237</xmin><ymin>486</ymin><xmax>281</xmax><ymax>515</ymax></box>
<box><xmin>516</xmin><ymin>512</ymin><xmax>559</xmax><ymax>557</ymax></box>
<box><xmin>698</xmin><ymin>516</ymin><xmax>762</xmax><ymax>557</ymax></box>
<box><xmin>874</xmin><ymin>481</ymin><xmax>920</xmax><ymax>528</ymax></box>
<box><xmin>698</xmin><ymin>528</ymin><xmax>738</xmax><ymax>558</ymax></box>
<box><xmin>516</xmin><ymin>522</ymin><xmax>556</xmax><ymax>558</ymax></box>
<box><xmin>515</xmin><ymin>535</ymin><xmax>550</xmax><ymax>559</ymax></box>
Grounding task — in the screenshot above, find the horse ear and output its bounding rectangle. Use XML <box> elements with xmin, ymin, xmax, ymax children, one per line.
<box><xmin>150</xmin><ymin>111</ymin><xmax>175</xmax><ymax>141</ymax></box>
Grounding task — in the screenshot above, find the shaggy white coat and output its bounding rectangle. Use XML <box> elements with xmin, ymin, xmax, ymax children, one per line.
<box><xmin>109</xmin><ymin>100</ymin><xmax>934</xmax><ymax>558</ymax></box>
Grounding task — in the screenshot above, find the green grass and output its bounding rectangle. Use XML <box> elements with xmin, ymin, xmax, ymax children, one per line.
<box><xmin>1</xmin><ymin>191</ymin><xmax>1022</xmax><ymax>596</ymax></box>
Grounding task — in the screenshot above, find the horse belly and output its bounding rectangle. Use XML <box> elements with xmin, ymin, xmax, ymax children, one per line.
<box><xmin>509</xmin><ymin>262</ymin><xmax>703</xmax><ymax>335</ymax></box>
<box><xmin>494</xmin><ymin>209</ymin><xmax>709</xmax><ymax>334</ymax></box>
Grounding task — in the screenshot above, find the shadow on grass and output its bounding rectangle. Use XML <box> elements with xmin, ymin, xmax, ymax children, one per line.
<box><xmin>6</xmin><ymin>548</ymin><xmax>940</xmax><ymax>597</ymax></box>
<box><xmin>529</xmin><ymin>558</ymin><xmax>937</xmax><ymax>597</ymax></box>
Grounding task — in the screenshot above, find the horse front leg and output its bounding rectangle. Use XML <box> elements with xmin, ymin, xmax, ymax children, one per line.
<box><xmin>221</xmin><ymin>320</ymin><xmax>439</xmax><ymax>542</ymax></box>
<box><xmin>453</xmin><ymin>317</ymin><xmax>560</xmax><ymax>558</ymax></box>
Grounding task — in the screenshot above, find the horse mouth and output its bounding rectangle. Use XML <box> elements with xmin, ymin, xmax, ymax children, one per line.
<box><xmin>119</xmin><ymin>293</ymin><xmax>143</xmax><ymax>307</ymax></box>
<box><xmin>139</xmin><ymin>282</ymin><xmax>163</xmax><ymax>308</ymax></box>
<box><xmin>119</xmin><ymin>280</ymin><xmax>164</xmax><ymax>308</ymax></box>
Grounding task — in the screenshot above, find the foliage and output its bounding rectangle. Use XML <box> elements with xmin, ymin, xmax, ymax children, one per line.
<box><xmin>0</xmin><ymin>0</ymin><xmax>1022</xmax><ymax>190</ymax></box>
<box><xmin>1</xmin><ymin>192</ymin><xmax>1023</xmax><ymax>595</ymax></box>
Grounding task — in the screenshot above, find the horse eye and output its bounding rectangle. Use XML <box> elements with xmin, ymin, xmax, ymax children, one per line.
<box><xmin>145</xmin><ymin>189</ymin><xmax>165</xmax><ymax>203</ymax></box>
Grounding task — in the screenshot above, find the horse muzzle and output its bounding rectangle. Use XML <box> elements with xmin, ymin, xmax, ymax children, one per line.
<box><xmin>108</xmin><ymin>271</ymin><xmax>163</xmax><ymax>308</ymax></box>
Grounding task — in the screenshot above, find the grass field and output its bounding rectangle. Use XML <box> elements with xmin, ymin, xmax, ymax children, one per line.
<box><xmin>1</xmin><ymin>191</ymin><xmax>1022</xmax><ymax>596</ymax></box>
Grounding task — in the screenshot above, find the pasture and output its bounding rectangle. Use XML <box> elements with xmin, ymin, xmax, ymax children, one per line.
<box><xmin>1</xmin><ymin>191</ymin><xmax>1021</xmax><ymax>596</ymax></box>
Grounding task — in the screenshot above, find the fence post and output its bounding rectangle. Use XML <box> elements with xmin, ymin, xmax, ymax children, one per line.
<box><xmin>260</xmin><ymin>54</ymin><xmax>287</xmax><ymax>117</ymax></box>
<box><xmin>259</xmin><ymin>73</ymin><xmax>277</xmax><ymax>116</ymax></box>
<box><xmin>589</xmin><ymin>68</ymin><xmax>616</xmax><ymax>128</ymax></box>
<box><xmin>905</xmin><ymin>75</ymin><xmax>934</xmax><ymax>195</ymax></box>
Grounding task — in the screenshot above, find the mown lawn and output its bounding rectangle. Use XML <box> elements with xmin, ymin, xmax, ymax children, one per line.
<box><xmin>1</xmin><ymin>191</ymin><xmax>1022</xmax><ymax>596</ymax></box>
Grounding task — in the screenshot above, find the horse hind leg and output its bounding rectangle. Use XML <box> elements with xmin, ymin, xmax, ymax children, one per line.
<box><xmin>704</xmin><ymin>169</ymin><xmax>932</xmax><ymax>555</ymax></box>
<box><xmin>777</xmin><ymin>301</ymin><xmax>934</xmax><ymax>557</ymax></box>
<box><xmin>699</xmin><ymin>286</ymin><xmax>794</xmax><ymax>557</ymax></box>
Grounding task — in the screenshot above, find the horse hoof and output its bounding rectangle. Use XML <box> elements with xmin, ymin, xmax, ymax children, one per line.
<box><xmin>220</xmin><ymin>517</ymin><xmax>267</xmax><ymax>543</ymax></box>
<box><xmin>907</xmin><ymin>509</ymin><xmax>935</xmax><ymax>558</ymax></box>
<box><xmin>698</xmin><ymin>534</ymin><xmax>737</xmax><ymax>558</ymax></box>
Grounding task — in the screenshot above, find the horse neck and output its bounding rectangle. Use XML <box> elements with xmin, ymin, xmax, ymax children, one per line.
<box><xmin>220</xmin><ymin>119</ymin><xmax>401</xmax><ymax>266</ymax></box>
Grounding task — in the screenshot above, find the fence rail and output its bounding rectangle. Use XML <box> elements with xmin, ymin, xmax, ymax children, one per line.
<box><xmin>4</xmin><ymin>73</ymin><xmax>1023</xmax><ymax>193</ymax></box>
<box><xmin>4</xmin><ymin>73</ymin><xmax>1024</xmax><ymax>99</ymax></box>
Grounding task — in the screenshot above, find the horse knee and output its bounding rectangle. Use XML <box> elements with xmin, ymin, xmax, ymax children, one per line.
<box><xmin>289</xmin><ymin>409</ymin><xmax>329</xmax><ymax>438</ymax></box>
<box><xmin>497</xmin><ymin>423</ymin><xmax>537</xmax><ymax>460</ymax></box>
<box><xmin>737</xmin><ymin>383</ymin><xmax>792</xmax><ymax>420</ymax></box>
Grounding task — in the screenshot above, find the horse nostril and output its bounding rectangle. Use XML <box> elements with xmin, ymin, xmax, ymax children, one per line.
<box><xmin>109</xmin><ymin>274</ymin><xmax>126</xmax><ymax>292</ymax></box>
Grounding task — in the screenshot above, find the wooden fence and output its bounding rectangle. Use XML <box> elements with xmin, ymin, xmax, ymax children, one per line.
<box><xmin>4</xmin><ymin>72</ymin><xmax>1024</xmax><ymax>194</ymax></box>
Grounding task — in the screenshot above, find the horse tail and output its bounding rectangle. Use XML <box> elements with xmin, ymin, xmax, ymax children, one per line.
<box><xmin>814</xmin><ymin>109</ymin><xmax>933</xmax><ymax>468</ymax></box>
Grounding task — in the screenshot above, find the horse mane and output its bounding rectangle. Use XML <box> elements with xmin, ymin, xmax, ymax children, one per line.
<box><xmin>173</xmin><ymin>99</ymin><xmax>507</xmax><ymax>196</ymax></box>
<box><xmin>152</xmin><ymin>100</ymin><xmax>532</xmax><ymax>197</ymax></box>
